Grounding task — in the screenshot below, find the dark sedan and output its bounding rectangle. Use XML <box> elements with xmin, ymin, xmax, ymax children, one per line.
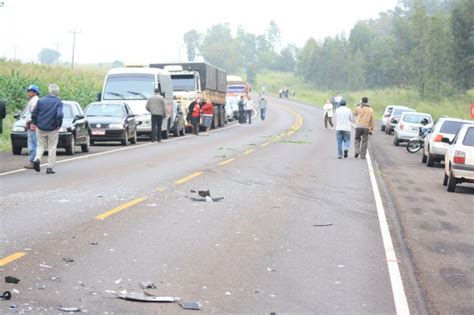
<box><xmin>11</xmin><ymin>101</ymin><xmax>90</xmax><ymax>155</ymax></box>
<box><xmin>85</xmin><ymin>102</ymin><xmax>137</xmax><ymax>145</ymax></box>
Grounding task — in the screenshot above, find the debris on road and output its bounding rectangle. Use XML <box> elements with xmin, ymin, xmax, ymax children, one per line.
<box><xmin>90</xmin><ymin>242</ymin><xmax>98</xmax><ymax>245</ymax></box>
<box><xmin>313</xmin><ymin>223</ymin><xmax>333</xmax><ymax>227</ymax></box>
<box><xmin>0</xmin><ymin>291</ymin><xmax>11</xmax><ymax>300</ymax></box>
<box><xmin>40</xmin><ymin>264</ymin><xmax>53</xmax><ymax>269</ymax></box>
<box><xmin>266</xmin><ymin>267</ymin><xmax>276</xmax><ymax>272</ymax></box>
<box><xmin>198</xmin><ymin>190</ymin><xmax>210</xmax><ymax>197</ymax></box>
<box><xmin>63</xmin><ymin>257</ymin><xmax>74</xmax><ymax>263</ymax></box>
<box><xmin>139</xmin><ymin>280</ymin><xmax>157</xmax><ymax>289</ymax></box>
<box><xmin>225</xmin><ymin>291</ymin><xmax>232</xmax><ymax>296</ymax></box>
<box><xmin>180</xmin><ymin>301</ymin><xmax>202</xmax><ymax>310</ymax></box>
<box><xmin>59</xmin><ymin>305</ymin><xmax>81</xmax><ymax>312</ymax></box>
<box><xmin>5</xmin><ymin>276</ymin><xmax>20</xmax><ymax>284</ymax></box>
<box><xmin>187</xmin><ymin>190</ymin><xmax>224</xmax><ymax>202</ymax></box>
<box><xmin>116</xmin><ymin>291</ymin><xmax>179</xmax><ymax>302</ymax></box>
<box><xmin>114</xmin><ymin>279</ymin><xmax>122</xmax><ymax>284</ymax></box>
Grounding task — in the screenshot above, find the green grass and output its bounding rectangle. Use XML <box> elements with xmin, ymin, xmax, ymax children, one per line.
<box><xmin>256</xmin><ymin>71</ymin><xmax>474</xmax><ymax>120</ymax></box>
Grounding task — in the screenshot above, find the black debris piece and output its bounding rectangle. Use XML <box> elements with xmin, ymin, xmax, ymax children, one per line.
<box><xmin>0</xmin><ymin>291</ymin><xmax>11</xmax><ymax>300</ymax></box>
<box><xmin>187</xmin><ymin>196</ymin><xmax>224</xmax><ymax>202</ymax></box>
<box><xmin>198</xmin><ymin>190</ymin><xmax>210</xmax><ymax>198</ymax></box>
<box><xmin>5</xmin><ymin>276</ymin><xmax>20</xmax><ymax>284</ymax></box>
<box><xmin>180</xmin><ymin>301</ymin><xmax>203</xmax><ymax>310</ymax></box>
<box><xmin>139</xmin><ymin>280</ymin><xmax>157</xmax><ymax>289</ymax></box>
<box><xmin>190</xmin><ymin>190</ymin><xmax>196</xmax><ymax>193</ymax></box>
<box><xmin>90</xmin><ymin>242</ymin><xmax>99</xmax><ymax>245</ymax></box>
<box><xmin>63</xmin><ymin>258</ymin><xmax>74</xmax><ymax>263</ymax></box>
<box><xmin>59</xmin><ymin>305</ymin><xmax>81</xmax><ymax>312</ymax></box>
<box><xmin>313</xmin><ymin>224</ymin><xmax>333</xmax><ymax>227</ymax></box>
<box><xmin>116</xmin><ymin>292</ymin><xmax>179</xmax><ymax>303</ymax></box>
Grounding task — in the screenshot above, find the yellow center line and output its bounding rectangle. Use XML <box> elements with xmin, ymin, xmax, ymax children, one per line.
<box><xmin>156</xmin><ymin>186</ymin><xmax>167</xmax><ymax>192</ymax></box>
<box><xmin>95</xmin><ymin>197</ymin><xmax>146</xmax><ymax>220</ymax></box>
<box><xmin>243</xmin><ymin>149</ymin><xmax>255</xmax><ymax>155</ymax></box>
<box><xmin>218</xmin><ymin>158</ymin><xmax>236</xmax><ymax>166</ymax></box>
<box><xmin>0</xmin><ymin>252</ymin><xmax>27</xmax><ymax>267</ymax></box>
<box><xmin>174</xmin><ymin>171</ymin><xmax>204</xmax><ymax>185</ymax></box>
<box><xmin>260</xmin><ymin>142</ymin><xmax>271</xmax><ymax>147</ymax></box>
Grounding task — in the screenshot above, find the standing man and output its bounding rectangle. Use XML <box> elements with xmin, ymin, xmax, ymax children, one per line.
<box><xmin>259</xmin><ymin>96</ymin><xmax>267</xmax><ymax>121</ymax></box>
<box><xmin>0</xmin><ymin>99</ymin><xmax>6</xmax><ymax>134</ymax></box>
<box><xmin>24</xmin><ymin>85</ymin><xmax>40</xmax><ymax>169</ymax></box>
<box><xmin>146</xmin><ymin>88</ymin><xmax>166</xmax><ymax>143</ymax></box>
<box><xmin>190</xmin><ymin>100</ymin><xmax>201</xmax><ymax>135</ymax></box>
<box><xmin>322</xmin><ymin>99</ymin><xmax>334</xmax><ymax>130</ymax></box>
<box><xmin>201</xmin><ymin>99</ymin><xmax>214</xmax><ymax>136</ymax></box>
<box><xmin>245</xmin><ymin>96</ymin><xmax>253</xmax><ymax>124</ymax></box>
<box><xmin>238</xmin><ymin>95</ymin><xmax>246</xmax><ymax>124</ymax></box>
<box><xmin>353</xmin><ymin>96</ymin><xmax>374</xmax><ymax>159</ymax></box>
<box><xmin>31</xmin><ymin>84</ymin><xmax>63</xmax><ymax>174</ymax></box>
<box><xmin>335</xmin><ymin>99</ymin><xmax>352</xmax><ymax>159</ymax></box>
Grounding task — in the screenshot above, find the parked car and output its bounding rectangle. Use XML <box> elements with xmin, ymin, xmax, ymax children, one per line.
<box><xmin>85</xmin><ymin>102</ymin><xmax>137</xmax><ymax>146</ymax></box>
<box><xmin>11</xmin><ymin>101</ymin><xmax>90</xmax><ymax>155</ymax></box>
<box><xmin>170</xmin><ymin>100</ymin><xmax>186</xmax><ymax>137</ymax></box>
<box><xmin>225</xmin><ymin>97</ymin><xmax>239</xmax><ymax>120</ymax></box>
<box><xmin>385</xmin><ymin>107</ymin><xmax>415</xmax><ymax>135</ymax></box>
<box><xmin>422</xmin><ymin>117</ymin><xmax>474</xmax><ymax>166</ymax></box>
<box><xmin>442</xmin><ymin>124</ymin><xmax>474</xmax><ymax>192</ymax></box>
<box><xmin>381</xmin><ymin>105</ymin><xmax>409</xmax><ymax>132</ymax></box>
<box><xmin>393</xmin><ymin>112</ymin><xmax>433</xmax><ymax>146</ymax></box>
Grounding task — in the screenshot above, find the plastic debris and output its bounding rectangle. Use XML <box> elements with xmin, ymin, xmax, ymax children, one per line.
<box><xmin>313</xmin><ymin>223</ymin><xmax>333</xmax><ymax>227</ymax></box>
<box><xmin>59</xmin><ymin>305</ymin><xmax>81</xmax><ymax>312</ymax></box>
<box><xmin>63</xmin><ymin>258</ymin><xmax>74</xmax><ymax>263</ymax></box>
<box><xmin>11</xmin><ymin>289</ymin><xmax>19</xmax><ymax>294</ymax></box>
<box><xmin>40</xmin><ymin>264</ymin><xmax>53</xmax><ymax>269</ymax></box>
<box><xmin>115</xmin><ymin>291</ymin><xmax>179</xmax><ymax>302</ymax></box>
<box><xmin>266</xmin><ymin>267</ymin><xmax>276</xmax><ymax>272</ymax></box>
<box><xmin>198</xmin><ymin>190</ymin><xmax>210</xmax><ymax>198</ymax></box>
<box><xmin>0</xmin><ymin>291</ymin><xmax>11</xmax><ymax>300</ymax></box>
<box><xmin>139</xmin><ymin>280</ymin><xmax>157</xmax><ymax>289</ymax></box>
<box><xmin>115</xmin><ymin>279</ymin><xmax>122</xmax><ymax>284</ymax></box>
<box><xmin>180</xmin><ymin>301</ymin><xmax>202</xmax><ymax>310</ymax></box>
<box><xmin>5</xmin><ymin>276</ymin><xmax>20</xmax><ymax>284</ymax></box>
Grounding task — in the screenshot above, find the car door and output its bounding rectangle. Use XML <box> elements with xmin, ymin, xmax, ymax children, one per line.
<box><xmin>124</xmin><ymin>104</ymin><xmax>136</xmax><ymax>136</ymax></box>
<box><xmin>72</xmin><ymin>103</ymin><xmax>86</xmax><ymax>144</ymax></box>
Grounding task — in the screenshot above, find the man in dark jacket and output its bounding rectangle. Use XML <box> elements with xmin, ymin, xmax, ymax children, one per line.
<box><xmin>145</xmin><ymin>88</ymin><xmax>166</xmax><ymax>143</ymax></box>
<box><xmin>0</xmin><ymin>99</ymin><xmax>6</xmax><ymax>134</ymax></box>
<box><xmin>31</xmin><ymin>84</ymin><xmax>63</xmax><ymax>174</ymax></box>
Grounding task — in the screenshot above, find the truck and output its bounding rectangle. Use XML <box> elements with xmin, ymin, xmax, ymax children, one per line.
<box><xmin>226</xmin><ymin>75</ymin><xmax>251</xmax><ymax>98</ymax></box>
<box><xmin>149</xmin><ymin>62</ymin><xmax>227</xmax><ymax>129</ymax></box>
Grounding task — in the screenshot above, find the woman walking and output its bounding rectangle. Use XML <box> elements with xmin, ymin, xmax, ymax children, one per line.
<box><xmin>323</xmin><ymin>99</ymin><xmax>334</xmax><ymax>129</ymax></box>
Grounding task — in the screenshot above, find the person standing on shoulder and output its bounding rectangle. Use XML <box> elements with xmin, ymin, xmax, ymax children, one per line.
<box><xmin>258</xmin><ymin>96</ymin><xmax>267</xmax><ymax>121</ymax></box>
<box><xmin>245</xmin><ymin>96</ymin><xmax>253</xmax><ymax>124</ymax></box>
<box><xmin>353</xmin><ymin>96</ymin><xmax>374</xmax><ymax>159</ymax></box>
<box><xmin>201</xmin><ymin>99</ymin><xmax>214</xmax><ymax>136</ymax></box>
<box><xmin>322</xmin><ymin>99</ymin><xmax>334</xmax><ymax>130</ymax></box>
<box><xmin>190</xmin><ymin>100</ymin><xmax>201</xmax><ymax>135</ymax></box>
<box><xmin>238</xmin><ymin>95</ymin><xmax>246</xmax><ymax>124</ymax></box>
<box><xmin>31</xmin><ymin>84</ymin><xmax>63</xmax><ymax>174</ymax></box>
<box><xmin>335</xmin><ymin>99</ymin><xmax>352</xmax><ymax>159</ymax></box>
<box><xmin>0</xmin><ymin>99</ymin><xmax>6</xmax><ymax>134</ymax></box>
<box><xmin>24</xmin><ymin>85</ymin><xmax>40</xmax><ymax>169</ymax></box>
<box><xmin>146</xmin><ymin>88</ymin><xmax>166</xmax><ymax>143</ymax></box>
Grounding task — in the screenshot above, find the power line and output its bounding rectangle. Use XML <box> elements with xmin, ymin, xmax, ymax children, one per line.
<box><xmin>69</xmin><ymin>28</ymin><xmax>81</xmax><ymax>69</ymax></box>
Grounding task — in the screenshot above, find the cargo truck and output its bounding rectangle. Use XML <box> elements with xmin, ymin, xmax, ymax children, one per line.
<box><xmin>149</xmin><ymin>62</ymin><xmax>227</xmax><ymax>128</ymax></box>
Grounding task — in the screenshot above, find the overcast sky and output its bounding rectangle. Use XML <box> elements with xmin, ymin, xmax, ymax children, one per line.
<box><xmin>0</xmin><ymin>0</ymin><xmax>398</xmax><ymax>64</ymax></box>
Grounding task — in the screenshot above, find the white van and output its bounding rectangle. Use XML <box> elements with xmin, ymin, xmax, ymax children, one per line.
<box><xmin>100</xmin><ymin>67</ymin><xmax>174</xmax><ymax>138</ymax></box>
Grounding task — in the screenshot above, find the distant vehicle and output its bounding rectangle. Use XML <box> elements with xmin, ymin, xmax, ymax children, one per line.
<box><xmin>225</xmin><ymin>97</ymin><xmax>239</xmax><ymax>120</ymax></box>
<box><xmin>85</xmin><ymin>102</ymin><xmax>137</xmax><ymax>146</ymax></box>
<box><xmin>11</xmin><ymin>101</ymin><xmax>90</xmax><ymax>155</ymax></box>
<box><xmin>393</xmin><ymin>112</ymin><xmax>433</xmax><ymax>146</ymax></box>
<box><xmin>170</xmin><ymin>100</ymin><xmax>186</xmax><ymax>137</ymax></box>
<box><xmin>150</xmin><ymin>62</ymin><xmax>227</xmax><ymax>129</ymax></box>
<box><xmin>381</xmin><ymin>105</ymin><xmax>409</xmax><ymax>131</ymax></box>
<box><xmin>385</xmin><ymin>107</ymin><xmax>415</xmax><ymax>135</ymax></box>
<box><xmin>423</xmin><ymin>117</ymin><xmax>474</xmax><ymax>166</ymax></box>
<box><xmin>442</xmin><ymin>124</ymin><xmax>474</xmax><ymax>192</ymax></box>
<box><xmin>99</xmin><ymin>67</ymin><xmax>174</xmax><ymax>139</ymax></box>
<box><xmin>226</xmin><ymin>75</ymin><xmax>251</xmax><ymax>99</ymax></box>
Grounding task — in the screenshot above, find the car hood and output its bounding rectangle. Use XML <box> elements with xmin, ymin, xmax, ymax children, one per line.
<box><xmin>87</xmin><ymin>116</ymin><xmax>124</xmax><ymax>124</ymax></box>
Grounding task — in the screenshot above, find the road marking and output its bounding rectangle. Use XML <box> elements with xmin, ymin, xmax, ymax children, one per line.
<box><xmin>218</xmin><ymin>158</ymin><xmax>236</xmax><ymax>166</ymax></box>
<box><xmin>156</xmin><ymin>186</ymin><xmax>167</xmax><ymax>192</ymax></box>
<box><xmin>174</xmin><ymin>171</ymin><xmax>204</xmax><ymax>185</ymax></box>
<box><xmin>366</xmin><ymin>152</ymin><xmax>410</xmax><ymax>315</ymax></box>
<box><xmin>260</xmin><ymin>142</ymin><xmax>270</xmax><ymax>147</ymax></box>
<box><xmin>95</xmin><ymin>197</ymin><xmax>146</xmax><ymax>220</ymax></box>
<box><xmin>243</xmin><ymin>149</ymin><xmax>255</xmax><ymax>155</ymax></box>
<box><xmin>0</xmin><ymin>252</ymin><xmax>27</xmax><ymax>267</ymax></box>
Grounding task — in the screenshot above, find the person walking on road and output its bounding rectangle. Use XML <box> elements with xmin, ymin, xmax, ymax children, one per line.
<box><xmin>335</xmin><ymin>99</ymin><xmax>352</xmax><ymax>159</ymax></box>
<box><xmin>0</xmin><ymin>99</ymin><xmax>6</xmax><ymax>134</ymax></box>
<box><xmin>201</xmin><ymin>99</ymin><xmax>214</xmax><ymax>136</ymax></box>
<box><xmin>24</xmin><ymin>85</ymin><xmax>40</xmax><ymax>169</ymax></box>
<box><xmin>146</xmin><ymin>88</ymin><xmax>166</xmax><ymax>143</ymax></box>
<box><xmin>323</xmin><ymin>99</ymin><xmax>334</xmax><ymax>129</ymax></box>
<box><xmin>353</xmin><ymin>96</ymin><xmax>374</xmax><ymax>159</ymax></box>
<box><xmin>190</xmin><ymin>99</ymin><xmax>201</xmax><ymax>135</ymax></box>
<box><xmin>259</xmin><ymin>96</ymin><xmax>267</xmax><ymax>121</ymax></box>
<box><xmin>245</xmin><ymin>96</ymin><xmax>254</xmax><ymax>124</ymax></box>
<box><xmin>238</xmin><ymin>95</ymin><xmax>246</xmax><ymax>124</ymax></box>
<box><xmin>31</xmin><ymin>84</ymin><xmax>63</xmax><ymax>174</ymax></box>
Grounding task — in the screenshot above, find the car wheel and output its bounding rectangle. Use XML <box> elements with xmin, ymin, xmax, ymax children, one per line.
<box><xmin>179</xmin><ymin>125</ymin><xmax>185</xmax><ymax>136</ymax></box>
<box><xmin>172</xmin><ymin>125</ymin><xmax>179</xmax><ymax>137</ymax></box>
<box><xmin>442</xmin><ymin>171</ymin><xmax>448</xmax><ymax>186</ymax></box>
<box><xmin>421</xmin><ymin>151</ymin><xmax>427</xmax><ymax>163</ymax></box>
<box><xmin>393</xmin><ymin>135</ymin><xmax>400</xmax><ymax>146</ymax></box>
<box><xmin>121</xmin><ymin>130</ymin><xmax>129</xmax><ymax>146</ymax></box>
<box><xmin>65</xmin><ymin>136</ymin><xmax>75</xmax><ymax>155</ymax></box>
<box><xmin>447</xmin><ymin>168</ymin><xmax>457</xmax><ymax>192</ymax></box>
<box><xmin>426</xmin><ymin>150</ymin><xmax>435</xmax><ymax>167</ymax></box>
<box><xmin>381</xmin><ymin>125</ymin><xmax>385</xmax><ymax>132</ymax></box>
<box><xmin>130</xmin><ymin>129</ymin><xmax>137</xmax><ymax>144</ymax></box>
<box><xmin>12</xmin><ymin>146</ymin><xmax>22</xmax><ymax>155</ymax></box>
<box><xmin>81</xmin><ymin>134</ymin><xmax>90</xmax><ymax>153</ymax></box>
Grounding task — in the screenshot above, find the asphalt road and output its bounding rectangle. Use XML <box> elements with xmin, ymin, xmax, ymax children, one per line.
<box><xmin>0</xmin><ymin>97</ymin><xmax>472</xmax><ymax>314</ymax></box>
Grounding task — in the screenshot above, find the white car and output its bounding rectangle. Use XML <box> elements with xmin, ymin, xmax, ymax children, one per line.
<box><xmin>225</xmin><ymin>97</ymin><xmax>239</xmax><ymax>120</ymax></box>
<box><xmin>393</xmin><ymin>112</ymin><xmax>433</xmax><ymax>146</ymax></box>
<box><xmin>381</xmin><ymin>105</ymin><xmax>409</xmax><ymax>132</ymax></box>
<box><xmin>423</xmin><ymin>117</ymin><xmax>474</xmax><ymax>166</ymax></box>
<box><xmin>442</xmin><ymin>124</ymin><xmax>474</xmax><ymax>192</ymax></box>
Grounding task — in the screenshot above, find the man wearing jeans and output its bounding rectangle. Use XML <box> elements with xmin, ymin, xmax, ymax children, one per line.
<box><xmin>335</xmin><ymin>99</ymin><xmax>352</xmax><ymax>159</ymax></box>
<box><xmin>24</xmin><ymin>85</ymin><xmax>40</xmax><ymax>169</ymax></box>
<box><xmin>31</xmin><ymin>84</ymin><xmax>63</xmax><ymax>174</ymax></box>
<box><xmin>353</xmin><ymin>97</ymin><xmax>374</xmax><ymax>159</ymax></box>
<box><xmin>146</xmin><ymin>88</ymin><xmax>166</xmax><ymax>143</ymax></box>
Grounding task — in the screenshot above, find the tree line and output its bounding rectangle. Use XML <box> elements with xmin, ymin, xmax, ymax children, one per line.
<box><xmin>183</xmin><ymin>0</ymin><xmax>473</xmax><ymax>97</ymax></box>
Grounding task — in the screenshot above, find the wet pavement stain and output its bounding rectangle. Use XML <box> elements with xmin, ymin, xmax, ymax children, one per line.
<box><xmin>439</xmin><ymin>267</ymin><xmax>472</xmax><ymax>289</ymax></box>
<box><xmin>418</xmin><ymin>221</ymin><xmax>463</xmax><ymax>233</ymax></box>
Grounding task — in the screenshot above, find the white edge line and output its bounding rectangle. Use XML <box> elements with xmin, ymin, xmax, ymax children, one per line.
<box><xmin>366</xmin><ymin>151</ymin><xmax>410</xmax><ymax>315</ymax></box>
<box><xmin>0</xmin><ymin>122</ymin><xmax>241</xmax><ymax>177</ymax></box>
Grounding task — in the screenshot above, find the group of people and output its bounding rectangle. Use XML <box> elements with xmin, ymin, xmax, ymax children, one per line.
<box><xmin>237</xmin><ymin>95</ymin><xmax>268</xmax><ymax>124</ymax></box>
<box><xmin>279</xmin><ymin>88</ymin><xmax>295</xmax><ymax>99</ymax></box>
<box><xmin>324</xmin><ymin>96</ymin><xmax>374</xmax><ymax>159</ymax></box>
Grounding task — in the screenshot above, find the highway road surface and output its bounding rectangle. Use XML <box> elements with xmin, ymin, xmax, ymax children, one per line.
<box><xmin>1</xmin><ymin>97</ymin><xmax>472</xmax><ymax>314</ymax></box>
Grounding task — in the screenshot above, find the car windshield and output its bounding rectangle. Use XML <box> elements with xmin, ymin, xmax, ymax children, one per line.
<box><xmin>86</xmin><ymin>104</ymin><xmax>125</xmax><ymax>117</ymax></box>
<box><xmin>463</xmin><ymin>127</ymin><xmax>474</xmax><ymax>146</ymax></box>
<box><xmin>227</xmin><ymin>85</ymin><xmax>246</xmax><ymax>93</ymax></box>
<box><xmin>440</xmin><ymin>120</ymin><xmax>469</xmax><ymax>134</ymax></box>
<box><xmin>171</xmin><ymin>75</ymin><xmax>195</xmax><ymax>92</ymax></box>
<box><xmin>62</xmin><ymin>104</ymin><xmax>74</xmax><ymax>119</ymax></box>
<box><xmin>403</xmin><ymin>114</ymin><xmax>431</xmax><ymax>124</ymax></box>
<box><xmin>393</xmin><ymin>108</ymin><xmax>414</xmax><ymax>116</ymax></box>
<box><xmin>103</xmin><ymin>74</ymin><xmax>155</xmax><ymax>100</ymax></box>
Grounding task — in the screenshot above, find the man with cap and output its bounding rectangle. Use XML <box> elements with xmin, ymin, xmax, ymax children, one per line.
<box><xmin>353</xmin><ymin>96</ymin><xmax>374</xmax><ymax>159</ymax></box>
<box><xmin>24</xmin><ymin>85</ymin><xmax>40</xmax><ymax>169</ymax></box>
<box><xmin>334</xmin><ymin>98</ymin><xmax>352</xmax><ymax>159</ymax></box>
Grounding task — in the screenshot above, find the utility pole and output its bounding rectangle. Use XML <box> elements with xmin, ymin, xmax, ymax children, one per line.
<box><xmin>69</xmin><ymin>28</ymin><xmax>81</xmax><ymax>69</ymax></box>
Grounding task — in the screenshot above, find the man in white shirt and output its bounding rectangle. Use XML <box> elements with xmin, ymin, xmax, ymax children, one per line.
<box><xmin>24</xmin><ymin>85</ymin><xmax>40</xmax><ymax>169</ymax></box>
<box><xmin>322</xmin><ymin>99</ymin><xmax>334</xmax><ymax>129</ymax></box>
<box><xmin>334</xmin><ymin>98</ymin><xmax>352</xmax><ymax>159</ymax></box>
